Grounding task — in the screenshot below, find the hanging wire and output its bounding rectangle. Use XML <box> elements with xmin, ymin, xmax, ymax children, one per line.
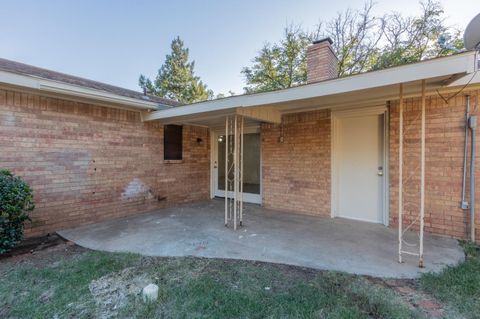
<box><xmin>436</xmin><ymin>72</ymin><xmax>477</xmax><ymax>104</ymax></box>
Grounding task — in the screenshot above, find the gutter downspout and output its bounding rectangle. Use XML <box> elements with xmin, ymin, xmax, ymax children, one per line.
<box><xmin>469</xmin><ymin>113</ymin><xmax>477</xmax><ymax>242</ymax></box>
<box><xmin>461</xmin><ymin>96</ymin><xmax>470</xmax><ymax>210</ymax></box>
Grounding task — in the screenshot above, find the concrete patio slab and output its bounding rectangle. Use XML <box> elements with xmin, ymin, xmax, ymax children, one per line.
<box><xmin>58</xmin><ymin>200</ymin><xmax>464</xmax><ymax>278</ymax></box>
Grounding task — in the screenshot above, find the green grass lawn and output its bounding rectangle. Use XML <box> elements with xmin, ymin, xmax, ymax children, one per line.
<box><xmin>421</xmin><ymin>242</ymin><xmax>480</xmax><ymax>319</ymax></box>
<box><xmin>0</xmin><ymin>242</ymin><xmax>478</xmax><ymax>319</ymax></box>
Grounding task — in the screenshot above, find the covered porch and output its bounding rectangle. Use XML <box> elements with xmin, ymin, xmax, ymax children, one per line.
<box><xmin>141</xmin><ymin>51</ymin><xmax>480</xmax><ymax>268</ymax></box>
<box><xmin>58</xmin><ymin>200</ymin><xmax>463</xmax><ymax>279</ymax></box>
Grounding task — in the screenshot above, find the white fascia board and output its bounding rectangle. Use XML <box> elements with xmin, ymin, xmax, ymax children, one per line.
<box><xmin>0</xmin><ymin>70</ymin><xmax>40</xmax><ymax>89</ymax></box>
<box><xmin>145</xmin><ymin>51</ymin><xmax>476</xmax><ymax>121</ymax></box>
<box><xmin>0</xmin><ymin>70</ymin><xmax>160</xmax><ymax>110</ymax></box>
<box><xmin>447</xmin><ymin>70</ymin><xmax>480</xmax><ymax>87</ymax></box>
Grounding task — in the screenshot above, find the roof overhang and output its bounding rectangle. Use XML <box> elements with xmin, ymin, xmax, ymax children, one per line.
<box><xmin>0</xmin><ymin>70</ymin><xmax>164</xmax><ymax>111</ymax></box>
<box><xmin>144</xmin><ymin>51</ymin><xmax>479</xmax><ymax>128</ymax></box>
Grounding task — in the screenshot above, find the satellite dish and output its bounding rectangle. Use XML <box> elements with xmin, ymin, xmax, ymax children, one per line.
<box><xmin>464</xmin><ymin>13</ymin><xmax>480</xmax><ymax>50</ymax></box>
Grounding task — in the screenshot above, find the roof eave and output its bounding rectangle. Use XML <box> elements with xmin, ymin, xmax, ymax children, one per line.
<box><xmin>144</xmin><ymin>51</ymin><xmax>478</xmax><ymax>122</ymax></box>
<box><xmin>0</xmin><ymin>70</ymin><xmax>161</xmax><ymax>110</ymax></box>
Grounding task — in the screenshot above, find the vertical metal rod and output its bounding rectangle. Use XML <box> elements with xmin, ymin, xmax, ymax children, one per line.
<box><xmin>470</xmin><ymin>114</ymin><xmax>477</xmax><ymax>242</ymax></box>
<box><xmin>398</xmin><ymin>83</ymin><xmax>404</xmax><ymax>264</ymax></box>
<box><xmin>225</xmin><ymin>116</ymin><xmax>228</xmax><ymax>226</ymax></box>
<box><xmin>240</xmin><ymin>115</ymin><xmax>244</xmax><ymax>226</ymax></box>
<box><xmin>234</xmin><ymin>115</ymin><xmax>238</xmax><ymax>231</ymax></box>
<box><xmin>419</xmin><ymin>79</ymin><xmax>426</xmax><ymax>268</ymax></box>
<box><xmin>461</xmin><ymin>96</ymin><xmax>471</xmax><ymax>208</ymax></box>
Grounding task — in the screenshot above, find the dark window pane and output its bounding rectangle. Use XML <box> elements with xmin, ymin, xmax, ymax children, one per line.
<box><xmin>164</xmin><ymin>125</ymin><xmax>183</xmax><ymax>160</ymax></box>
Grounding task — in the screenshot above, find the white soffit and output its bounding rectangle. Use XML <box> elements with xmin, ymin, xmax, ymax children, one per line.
<box><xmin>144</xmin><ymin>51</ymin><xmax>477</xmax><ymax>122</ymax></box>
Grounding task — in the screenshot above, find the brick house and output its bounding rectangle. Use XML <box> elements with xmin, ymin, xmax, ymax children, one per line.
<box><xmin>1</xmin><ymin>39</ymin><xmax>479</xmax><ymax>249</ymax></box>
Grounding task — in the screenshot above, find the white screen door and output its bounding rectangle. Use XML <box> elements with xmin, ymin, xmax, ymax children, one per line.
<box><xmin>213</xmin><ymin>131</ymin><xmax>261</xmax><ymax>204</ymax></box>
<box><xmin>335</xmin><ymin>113</ymin><xmax>385</xmax><ymax>223</ymax></box>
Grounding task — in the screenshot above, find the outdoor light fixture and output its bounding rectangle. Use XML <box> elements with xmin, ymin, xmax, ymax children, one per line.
<box><xmin>218</xmin><ymin>135</ymin><xmax>224</xmax><ymax>142</ymax></box>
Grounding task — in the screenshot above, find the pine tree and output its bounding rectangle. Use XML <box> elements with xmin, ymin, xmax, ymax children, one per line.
<box><xmin>241</xmin><ymin>25</ymin><xmax>312</xmax><ymax>93</ymax></box>
<box><xmin>139</xmin><ymin>37</ymin><xmax>213</xmax><ymax>104</ymax></box>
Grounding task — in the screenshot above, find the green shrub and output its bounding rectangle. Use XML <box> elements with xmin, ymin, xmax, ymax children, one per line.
<box><xmin>0</xmin><ymin>169</ymin><xmax>34</xmax><ymax>253</ymax></box>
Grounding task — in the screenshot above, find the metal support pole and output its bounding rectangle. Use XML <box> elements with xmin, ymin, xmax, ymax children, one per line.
<box><xmin>225</xmin><ymin>116</ymin><xmax>228</xmax><ymax>226</ymax></box>
<box><xmin>398</xmin><ymin>83</ymin><xmax>404</xmax><ymax>264</ymax></box>
<box><xmin>461</xmin><ymin>96</ymin><xmax>471</xmax><ymax>209</ymax></box>
<box><xmin>240</xmin><ymin>116</ymin><xmax>244</xmax><ymax>226</ymax></box>
<box><xmin>233</xmin><ymin>115</ymin><xmax>238</xmax><ymax>231</ymax></box>
<box><xmin>223</xmin><ymin>114</ymin><xmax>244</xmax><ymax>231</ymax></box>
<box><xmin>419</xmin><ymin>79</ymin><xmax>426</xmax><ymax>268</ymax></box>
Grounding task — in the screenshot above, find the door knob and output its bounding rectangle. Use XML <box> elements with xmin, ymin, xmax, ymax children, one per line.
<box><xmin>377</xmin><ymin>166</ymin><xmax>383</xmax><ymax>176</ymax></box>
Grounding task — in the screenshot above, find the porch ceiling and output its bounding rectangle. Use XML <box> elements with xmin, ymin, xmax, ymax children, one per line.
<box><xmin>142</xmin><ymin>51</ymin><xmax>479</xmax><ymax>128</ymax></box>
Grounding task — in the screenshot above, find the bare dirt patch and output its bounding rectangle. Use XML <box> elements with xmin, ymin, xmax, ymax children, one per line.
<box><xmin>88</xmin><ymin>267</ymin><xmax>152</xmax><ymax>318</ymax></box>
<box><xmin>368</xmin><ymin>277</ymin><xmax>461</xmax><ymax>318</ymax></box>
<box><xmin>0</xmin><ymin>239</ymin><xmax>87</xmax><ymax>272</ymax></box>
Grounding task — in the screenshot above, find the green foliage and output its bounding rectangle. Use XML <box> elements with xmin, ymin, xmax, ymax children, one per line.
<box><xmin>0</xmin><ymin>251</ymin><xmax>140</xmax><ymax>318</ymax></box>
<box><xmin>0</xmin><ymin>169</ymin><xmax>34</xmax><ymax>254</ymax></box>
<box><xmin>139</xmin><ymin>37</ymin><xmax>213</xmax><ymax>104</ymax></box>
<box><xmin>369</xmin><ymin>0</ymin><xmax>463</xmax><ymax>71</ymax></box>
<box><xmin>241</xmin><ymin>25</ymin><xmax>313</xmax><ymax>93</ymax></box>
<box><xmin>326</xmin><ymin>1</ymin><xmax>384</xmax><ymax>76</ymax></box>
<box><xmin>243</xmin><ymin>0</ymin><xmax>464</xmax><ymax>93</ymax></box>
<box><xmin>421</xmin><ymin>241</ymin><xmax>480</xmax><ymax>319</ymax></box>
<box><xmin>1</xmin><ymin>253</ymin><xmax>419</xmax><ymax>318</ymax></box>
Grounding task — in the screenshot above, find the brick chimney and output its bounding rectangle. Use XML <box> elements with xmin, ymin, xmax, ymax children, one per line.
<box><xmin>306</xmin><ymin>37</ymin><xmax>338</xmax><ymax>83</ymax></box>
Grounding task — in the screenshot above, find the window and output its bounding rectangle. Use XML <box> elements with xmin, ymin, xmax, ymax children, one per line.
<box><xmin>164</xmin><ymin>125</ymin><xmax>183</xmax><ymax>160</ymax></box>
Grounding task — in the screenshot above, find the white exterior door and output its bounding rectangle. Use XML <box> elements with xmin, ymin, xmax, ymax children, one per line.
<box><xmin>212</xmin><ymin>130</ymin><xmax>262</xmax><ymax>204</ymax></box>
<box><xmin>334</xmin><ymin>112</ymin><xmax>385</xmax><ymax>223</ymax></box>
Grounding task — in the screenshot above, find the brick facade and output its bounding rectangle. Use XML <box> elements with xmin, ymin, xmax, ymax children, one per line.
<box><xmin>0</xmin><ymin>88</ymin><xmax>210</xmax><ymax>237</ymax></box>
<box><xmin>2</xmin><ymin>85</ymin><xmax>479</xmax><ymax>242</ymax></box>
<box><xmin>261</xmin><ymin>110</ymin><xmax>331</xmax><ymax>216</ymax></box>
<box><xmin>389</xmin><ymin>90</ymin><xmax>480</xmax><ymax>240</ymax></box>
<box><xmin>260</xmin><ymin>91</ymin><xmax>480</xmax><ymax>241</ymax></box>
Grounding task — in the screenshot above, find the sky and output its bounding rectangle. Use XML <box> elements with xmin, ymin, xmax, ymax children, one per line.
<box><xmin>0</xmin><ymin>0</ymin><xmax>477</xmax><ymax>95</ymax></box>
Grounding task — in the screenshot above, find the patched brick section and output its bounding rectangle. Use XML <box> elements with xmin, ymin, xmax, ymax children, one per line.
<box><xmin>0</xmin><ymin>89</ymin><xmax>210</xmax><ymax>237</ymax></box>
<box><xmin>389</xmin><ymin>91</ymin><xmax>480</xmax><ymax>240</ymax></box>
<box><xmin>262</xmin><ymin>110</ymin><xmax>331</xmax><ymax>216</ymax></box>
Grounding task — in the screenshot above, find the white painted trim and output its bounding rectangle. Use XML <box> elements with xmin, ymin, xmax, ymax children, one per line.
<box><xmin>144</xmin><ymin>51</ymin><xmax>477</xmax><ymax>121</ymax></box>
<box><xmin>216</xmin><ymin>190</ymin><xmax>262</xmax><ymax>205</ymax></box>
<box><xmin>210</xmin><ymin>132</ymin><xmax>216</xmax><ymax>199</ymax></box>
<box><xmin>331</xmin><ymin>105</ymin><xmax>388</xmax><ymax>224</ymax></box>
<box><xmin>336</xmin><ymin>215</ymin><xmax>385</xmax><ymax>224</ymax></box>
<box><xmin>0</xmin><ymin>70</ymin><xmax>163</xmax><ymax>110</ymax></box>
<box><xmin>330</xmin><ymin>115</ymin><xmax>338</xmax><ymax>219</ymax></box>
<box><xmin>383</xmin><ymin>108</ymin><xmax>390</xmax><ymax>226</ymax></box>
<box><xmin>211</xmin><ymin>129</ymin><xmax>262</xmax><ymax>204</ymax></box>
<box><xmin>331</xmin><ymin>105</ymin><xmax>387</xmax><ymax>118</ymax></box>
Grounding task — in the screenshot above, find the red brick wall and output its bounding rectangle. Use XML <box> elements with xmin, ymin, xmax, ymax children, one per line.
<box><xmin>389</xmin><ymin>90</ymin><xmax>480</xmax><ymax>240</ymax></box>
<box><xmin>307</xmin><ymin>40</ymin><xmax>338</xmax><ymax>83</ymax></box>
<box><xmin>261</xmin><ymin>110</ymin><xmax>331</xmax><ymax>216</ymax></box>
<box><xmin>0</xmin><ymin>89</ymin><xmax>210</xmax><ymax>237</ymax></box>
<box><xmin>261</xmin><ymin>91</ymin><xmax>480</xmax><ymax>241</ymax></box>
<box><xmin>3</xmin><ymin>85</ymin><xmax>479</xmax><ymax>242</ymax></box>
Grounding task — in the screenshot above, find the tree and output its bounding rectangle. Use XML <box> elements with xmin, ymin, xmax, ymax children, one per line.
<box><xmin>241</xmin><ymin>25</ymin><xmax>314</xmax><ymax>93</ymax></box>
<box><xmin>322</xmin><ymin>1</ymin><xmax>384</xmax><ymax>76</ymax></box>
<box><xmin>370</xmin><ymin>0</ymin><xmax>463</xmax><ymax>71</ymax></box>
<box><xmin>139</xmin><ymin>37</ymin><xmax>213</xmax><ymax>104</ymax></box>
<box><xmin>215</xmin><ymin>91</ymin><xmax>236</xmax><ymax>99</ymax></box>
<box><xmin>242</xmin><ymin>0</ymin><xmax>463</xmax><ymax>93</ymax></box>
